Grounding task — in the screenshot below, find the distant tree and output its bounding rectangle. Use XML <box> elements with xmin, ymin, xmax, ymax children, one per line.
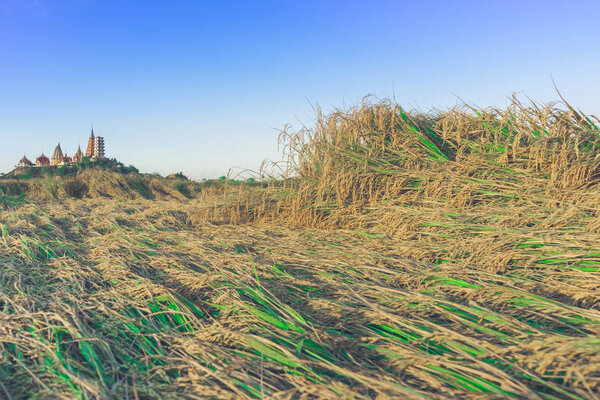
<box><xmin>173</xmin><ymin>172</ymin><xmax>188</xmax><ymax>180</ymax></box>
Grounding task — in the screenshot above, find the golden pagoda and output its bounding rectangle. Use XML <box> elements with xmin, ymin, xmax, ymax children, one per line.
<box><xmin>51</xmin><ymin>143</ymin><xmax>64</xmax><ymax>166</ymax></box>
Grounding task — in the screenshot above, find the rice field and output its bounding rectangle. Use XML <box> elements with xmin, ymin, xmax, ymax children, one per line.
<box><xmin>1</xmin><ymin>97</ymin><xmax>600</xmax><ymax>399</ymax></box>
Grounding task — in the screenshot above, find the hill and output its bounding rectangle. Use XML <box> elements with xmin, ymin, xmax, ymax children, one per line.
<box><xmin>1</xmin><ymin>157</ymin><xmax>141</xmax><ymax>180</ymax></box>
<box><xmin>0</xmin><ymin>97</ymin><xmax>599</xmax><ymax>399</ymax></box>
<box><xmin>0</xmin><ymin>167</ymin><xmax>197</xmax><ymax>203</ymax></box>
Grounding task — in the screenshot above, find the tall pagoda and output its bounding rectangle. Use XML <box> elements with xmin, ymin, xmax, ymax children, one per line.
<box><xmin>85</xmin><ymin>128</ymin><xmax>105</xmax><ymax>159</ymax></box>
<box><xmin>93</xmin><ymin>136</ymin><xmax>105</xmax><ymax>158</ymax></box>
<box><xmin>51</xmin><ymin>143</ymin><xmax>64</xmax><ymax>166</ymax></box>
<box><xmin>85</xmin><ymin>129</ymin><xmax>95</xmax><ymax>157</ymax></box>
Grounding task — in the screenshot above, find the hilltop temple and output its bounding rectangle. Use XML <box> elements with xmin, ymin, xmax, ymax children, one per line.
<box><xmin>86</xmin><ymin>129</ymin><xmax>105</xmax><ymax>158</ymax></box>
<box><xmin>16</xmin><ymin>129</ymin><xmax>106</xmax><ymax>168</ymax></box>
<box><xmin>36</xmin><ymin>154</ymin><xmax>50</xmax><ymax>166</ymax></box>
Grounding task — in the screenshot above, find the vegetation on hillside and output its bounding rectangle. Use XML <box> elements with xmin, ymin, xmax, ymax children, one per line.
<box><xmin>0</xmin><ymin>97</ymin><xmax>599</xmax><ymax>399</ymax></box>
<box><xmin>2</xmin><ymin>158</ymin><xmax>142</xmax><ymax>181</ymax></box>
<box><xmin>0</xmin><ymin>169</ymin><xmax>198</xmax><ymax>203</ymax></box>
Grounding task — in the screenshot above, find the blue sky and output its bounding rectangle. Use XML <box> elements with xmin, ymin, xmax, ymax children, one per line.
<box><xmin>1</xmin><ymin>0</ymin><xmax>599</xmax><ymax>178</ymax></box>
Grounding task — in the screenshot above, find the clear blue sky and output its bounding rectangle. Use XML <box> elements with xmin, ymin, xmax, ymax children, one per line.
<box><xmin>1</xmin><ymin>0</ymin><xmax>599</xmax><ymax>178</ymax></box>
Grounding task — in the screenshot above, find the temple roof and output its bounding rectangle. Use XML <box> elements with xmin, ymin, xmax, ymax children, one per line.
<box><xmin>19</xmin><ymin>155</ymin><xmax>34</xmax><ymax>165</ymax></box>
<box><xmin>52</xmin><ymin>143</ymin><xmax>63</xmax><ymax>160</ymax></box>
<box><xmin>73</xmin><ymin>146</ymin><xmax>83</xmax><ymax>162</ymax></box>
<box><xmin>36</xmin><ymin>154</ymin><xmax>50</xmax><ymax>164</ymax></box>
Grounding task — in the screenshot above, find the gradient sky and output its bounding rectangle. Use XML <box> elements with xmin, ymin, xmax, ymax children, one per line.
<box><xmin>1</xmin><ymin>0</ymin><xmax>599</xmax><ymax>179</ymax></box>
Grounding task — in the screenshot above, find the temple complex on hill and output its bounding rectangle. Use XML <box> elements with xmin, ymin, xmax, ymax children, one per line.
<box><xmin>16</xmin><ymin>129</ymin><xmax>106</xmax><ymax>168</ymax></box>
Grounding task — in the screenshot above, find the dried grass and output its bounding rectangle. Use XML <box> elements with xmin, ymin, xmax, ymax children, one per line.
<box><xmin>1</xmin><ymin>96</ymin><xmax>600</xmax><ymax>399</ymax></box>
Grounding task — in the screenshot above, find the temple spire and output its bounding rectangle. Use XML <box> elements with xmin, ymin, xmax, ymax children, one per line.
<box><xmin>73</xmin><ymin>144</ymin><xmax>83</xmax><ymax>163</ymax></box>
<box><xmin>86</xmin><ymin>127</ymin><xmax>95</xmax><ymax>157</ymax></box>
<box><xmin>51</xmin><ymin>143</ymin><xmax>64</xmax><ymax>165</ymax></box>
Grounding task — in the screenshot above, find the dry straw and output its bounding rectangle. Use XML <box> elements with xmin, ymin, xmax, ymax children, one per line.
<box><xmin>1</xmin><ymin>96</ymin><xmax>599</xmax><ymax>399</ymax></box>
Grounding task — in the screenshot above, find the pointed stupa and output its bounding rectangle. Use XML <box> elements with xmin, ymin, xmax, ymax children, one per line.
<box><xmin>85</xmin><ymin>127</ymin><xmax>95</xmax><ymax>157</ymax></box>
<box><xmin>51</xmin><ymin>143</ymin><xmax>64</xmax><ymax>165</ymax></box>
<box><xmin>73</xmin><ymin>145</ymin><xmax>83</xmax><ymax>163</ymax></box>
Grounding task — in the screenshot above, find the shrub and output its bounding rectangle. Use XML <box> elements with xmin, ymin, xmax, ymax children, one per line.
<box><xmin>63</xmin><ymin>178</ymin><xmax>89</xmax><ymax>198</ymax></box>
<box><xmin>125</xmin><ymin>176</ymin><xmax>153</xmax><ymax>199</ymax></box>
<box><xmin>175</xmin><ymin>181</ymin><xmax>192</xmax><ymax>197</ymax></box>
<box><xmin>173</xmin><ymin>172</ymin><xmax>188</xmax><ymax>180</ymax></box>
<box><xmin>0</xmin><ymin>181</ymin><xmax>27</xmax><ymax>196</ymax></box>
